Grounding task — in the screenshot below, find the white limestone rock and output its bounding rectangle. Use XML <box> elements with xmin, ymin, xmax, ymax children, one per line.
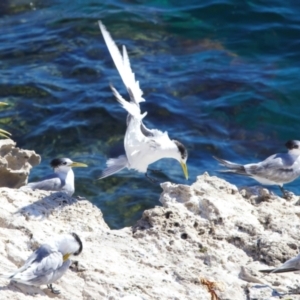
<box><xmin>0</xmin><ymin>139</ymin><xmax>40</xmax><ymax>188</ymax></box>
<box><xmin>0</xmin><ymin>170</ymin><xmax>300</xmax><ymax>299</ymax></box>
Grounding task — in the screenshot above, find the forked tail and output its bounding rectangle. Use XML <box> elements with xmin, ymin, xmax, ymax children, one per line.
<box><xmin>213</xmin><ymin>156</ymin><xmax>247</xmax><ymax>176</ymax></box>
<box><xmin>99</xmin><ymin>155</ymin><xmax>129</xmax><ymax>179</ymax></box>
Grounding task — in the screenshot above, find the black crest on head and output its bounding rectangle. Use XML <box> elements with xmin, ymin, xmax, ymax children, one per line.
<box><xmin>285</xmin><ymin>140</ymin><xmax>300</xmax><ymax>150</ymax></box>
<box><xmin>50</xmin><ymin>158</ymin><xmax>67</xmax><ymax>168</ymax></box>
<box><xmin>71</xmin><ymin>232</ymin><xmax>83</xmax><ymax>256</ymax></box>
<box><xmin>173</xmin><ymin>140</ymin><xmax>188</xmax><ymax>160</ymax></box>
<box><xmin>50</xmin><ymin>158</ymin><xmax>63</xmax><ymax>168</ymax></box>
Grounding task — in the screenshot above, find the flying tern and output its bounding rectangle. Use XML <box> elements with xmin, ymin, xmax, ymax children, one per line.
<box><xmin>260</xmin><ymin>252</ymin><xmax>300</xmax><ymax>274</ymax></box>
<box><xmin>214</xmin><ymin>140</ymin><xmax>300</xmax><ymax>198</ymax></box>
<box><xmin>1</xmin><ymin>232</ymin><xmax>82</xmax><ymax>294</ymax></box>
<box><xmin>98</xmin><ymin>21</ymin><xmax>188</xmax><ymax>181</ymax></box>
<box><xmin>25</xmin><ymin>158</ymin><xmax>87</xmax><ymax>196</ymax></box>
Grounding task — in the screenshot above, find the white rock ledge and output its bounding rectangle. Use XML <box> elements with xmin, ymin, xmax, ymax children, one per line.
<box><xmin>0</xmin><ymin>172</ymin><xmax>300</xmax><ymax>299</ymax></box>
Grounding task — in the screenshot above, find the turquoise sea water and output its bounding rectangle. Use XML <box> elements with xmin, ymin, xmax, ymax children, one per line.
<box><xmin>1</xmin><ymin>0</ymin><xmax>300</xmax><ymax>228</ymax></box>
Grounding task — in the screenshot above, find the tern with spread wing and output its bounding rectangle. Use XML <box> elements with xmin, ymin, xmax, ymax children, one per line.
<box><xmin>1</xmin><ymin>233</ymin><xmax>82</xmax><ymax>294</ymax></box>
<box><xmin>98</xmin><ymin>21</ymin><xmax>188</xmax><ymax>181</ymax></box>
<box><xmin>214</xmin><ymin>140</ymin><xmax>300</xmax><ymax>198</ymax></box>
<box><xmin>24</xmin><ymin>158</ymin><xmax>87</xmax><ymax>196</ymax></box>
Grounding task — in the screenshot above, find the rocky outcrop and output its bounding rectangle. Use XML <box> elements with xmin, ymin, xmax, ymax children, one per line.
<box><xmin>0</xmin><ymin>139</ymin><xmax>40</xmax><ymax>188</ymax></box>
<box><xmin>0</xmin><ymin>172</ymin><xmax>300</xmax><ymax>299</ymax></box>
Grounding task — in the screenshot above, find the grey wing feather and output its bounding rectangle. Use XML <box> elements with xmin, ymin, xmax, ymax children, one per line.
<box><xmin>99</xmin><ymin>155</ymin><xmax>129</xmax><ymax>179</ymax></box>
<box><xmin>248</xmin><ymin>154</ymin><xmax>292</xmax><ymax>172</ymax></box>
<box><xmin>260</xmin><ymin>267</ymin><xmax>298</xmax><ymax>274</ymax></box>
<box><xmin>27</xmin><ymin>174</ymin><xmax>64</xmax><ymax>191</ymax></box>
<box><xmin>8</xmin><ymin>245</ymin><xmax>53</xmax><ymax>279</ymax></box>
<box><xmin>12</xmin><ymin>250</ymin><xmax>64</xmax><ymax>285</ymax></box>
<box><xmin>270</xmin><ymin>254</ymin><xmax>300</xmax><ymax>273</ymax></box>
<box><xmin>10</xmin><ymin>245</ymin><xmax>51</xmax><ymax>277</ymax></box>
<box><xmin>30</xmin><ymin>244</ymin><xmax>53</xmax><ymax>264</ymax></box>
<box><xmin>2</xmin><ymin>252</ymin><xmax>40</xmax><ymax>279</ymax></box>
<box><xmin>246</xmin><ymin>153</ymin><xmax>300</xmax><ymax>182</ymax></box>
<box><xmin>259</xmin><ymin>253</ymin><xmax>300</xmax><ymax>274</ymax></box>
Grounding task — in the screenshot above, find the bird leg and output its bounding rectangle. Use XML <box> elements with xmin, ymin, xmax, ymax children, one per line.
<box><xmin>145</xmin><ymin>172</ymin><xmax>158</xmax><ymax>183</ymax></box>
<box><xmin>279</xmin><ymin>185</ymin><xmax>285</xmax><ymax>196</ymax></box>
<box><xmin>47</xmin><ymin>284</ymin><xmax>60</xmax><ymax>294</ymax></box>
<box><xmin>279</xmin><ymin>186</ymin><xmax>293</xmax><ymax>200</ymax></box>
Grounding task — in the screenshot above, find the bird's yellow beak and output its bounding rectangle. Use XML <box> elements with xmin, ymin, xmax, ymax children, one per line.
<box><xmin>63</xmin><ymin>253</ymin><xmax>71</xmax><ymax>261</ymax></box>
<box><xmin>70</xmin><ymin>162</ymin><xmax>88</xmax><ymax>168</ymax></box>
<box><xmin>0</xmin><ymin>103</ymin><xmax>11</xmax><ymax>138</ymax></box>
<box><xmin>0</xmin><ymin>102</ymin><xmax>11</xmax><ymax>139</ymax></box>
<box><xmin>180</xmin><ymin>161</ymin><xmax>188</xmax><ymax>180</ymax></box>
<box><xmin>0</xmin><ymin>128</ymin><xmax>11</xmax><ymax>138</ymax></box>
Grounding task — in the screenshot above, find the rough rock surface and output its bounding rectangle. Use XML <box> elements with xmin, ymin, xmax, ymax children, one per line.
<box><xmin>0</xmin><ymin>172</ymin><xmax>300</xmax><ymax>299</ymax></box>
<box><xmin>0</xmin><ymin>139</ymin><xmax>40</xmax><ymax>188</ymax></box>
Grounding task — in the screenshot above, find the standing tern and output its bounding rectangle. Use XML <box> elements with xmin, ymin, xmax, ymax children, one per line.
<box><xmin>98</xmin><ymin>21</ymin><xmax>188</xmax><ymax>181</ymax></box>
<box><xmin>25</xmin><ymin>158</ymin><xmax>87</xmax><ymax>196</ymax></box>
<box><xmin>260</xmin><ymin>252</ymin><xmax>300</xmax><ymax>274</ymax></box>
<box><xmin>214</xmin><ymin>140</ymin><xmax>300</xmax><ymax>198</ymax></box>
<box><xmin>1</xmin><ymin>232</ymin><xmax>82</xmax><ymax>294</ymax></box>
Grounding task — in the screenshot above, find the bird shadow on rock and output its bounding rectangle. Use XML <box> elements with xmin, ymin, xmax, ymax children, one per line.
<box><xmin>15</xmin><ymin>192</ymin><xmax>78</xmax><ymax>220</ymax></box>
<box><xmin>250</xmin><ymin>284</ymin><xmax>291</xmax><ymax>298</ymax></box>
<box><xmin>0</xmin><ymin>281</ymin><xmax>53</xmax><ymax>297</ymax></box>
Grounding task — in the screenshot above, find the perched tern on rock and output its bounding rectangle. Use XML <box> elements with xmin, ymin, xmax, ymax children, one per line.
<box><xmin>98</xmin><ymin>21</ymin><xmax>188</xmax><ymax>181</ymax></box>
<box><xmin>214</xmin><ymin>140</ymin><xmax>300</xmax><ymax>198</ymax></box>
<box><xmin>25</xmin><ymin>158</ymin><xmax>87</xmax><ymax>196</ymax></box>
<box><xmin>260</xmin><ymin>252</ymin><xmax>300</xmax><ymax>274</ymax></box>
<box><xmin>0</xmin><ymin>232</ymin><xmax>83</xmax><ymax>294</ymax></box>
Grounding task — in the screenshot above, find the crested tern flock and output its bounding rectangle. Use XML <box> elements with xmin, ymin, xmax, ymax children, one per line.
<box><xmin>0</xmin><ymin>20</ymin><xmax>299</xmax><ymax>294</ymax></box>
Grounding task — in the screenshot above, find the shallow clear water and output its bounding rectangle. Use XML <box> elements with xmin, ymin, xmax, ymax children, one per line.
<box><xmin>1</xmin><ymin>0</ymin><xmax>300</xmax><ymax>228</ymax></box>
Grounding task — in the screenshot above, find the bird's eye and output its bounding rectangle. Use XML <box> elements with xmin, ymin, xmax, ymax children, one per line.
<box><xmin>63</xmin><ymin>162</ymin><xmax>67</xmax><ymax>165</ymax></box>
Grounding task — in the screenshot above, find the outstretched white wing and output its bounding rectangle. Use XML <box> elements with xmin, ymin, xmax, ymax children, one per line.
<box><xmin>98</xmin><ymin>21</ymin><xmax>175</xmax><ymax>175</ymax></box>
<box><xmin>124</xmin><ymin>115</ymin><xmax>171</xmax><ymax>172</ymax></box>
<box><xmin>98</xmin><ymin>21</ymin><xmax>145</xmax><ymax>105</ymax></box>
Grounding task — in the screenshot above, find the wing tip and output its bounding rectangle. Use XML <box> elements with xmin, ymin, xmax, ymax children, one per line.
<box><xmin>98</xmin><ymin>20</ymin><xmax>104</xmax><ymax>29</ymax></box>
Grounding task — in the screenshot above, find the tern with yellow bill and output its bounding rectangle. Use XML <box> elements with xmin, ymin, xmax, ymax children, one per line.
<box><xmin>0</xmin><ymin>233</ymin><xmax>82</xmax><ymax>294</ymax></box>
<box><xmin>214</xmin><ymin>140</ymin><xmax>300</xmax><ymax>199</ymax></box>
<box><xmin>98</xmin><ymin>21</ymin><xmax>188</xmax><ymax>181</ymax></box>
<box><xmin>25</xmin><ymin>158</ymin><xmax>87</xmax><ymax>196</ymax></box>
